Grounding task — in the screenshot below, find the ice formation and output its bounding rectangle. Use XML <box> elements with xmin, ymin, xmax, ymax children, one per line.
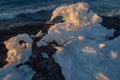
<box><xmin>37</xmin><ymin>2</ymin><xmax>120</xmax><ymax>80</ymax></box>
<box><xmin>4</xmin><ymin>34</ymin><xmax>33</xmax><ymax>66</ymax></box>
<box><xmin>0</xmin><ymin>34</ymin><xmax>35</xmax><ymax>80</ymax></box>
<box><xmin>50</xmin><ymin>2</ymin><xmax>102</xmax><ymax>26</ymax></box>
<box><xmin>37</xmin><ymin>2</ymin><xmax>114</xmax><ymax>46</ymax></box>
<box><xmin>1</xmin><ymin>2</ymin><xmax>120</xmax><ymax>80</ymax></box>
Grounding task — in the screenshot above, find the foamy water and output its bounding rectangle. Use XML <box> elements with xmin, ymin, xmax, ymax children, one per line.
<box><xmin>1</xmin><ymin>2</ymin><xmax>120</xmax><ymax>80</ymax></box>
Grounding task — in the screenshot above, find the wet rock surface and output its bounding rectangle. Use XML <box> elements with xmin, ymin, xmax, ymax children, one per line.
<box><xmin>0</xmin><ymin>15</ymin><xmax>120</xmax><ymax>80</ymax></box>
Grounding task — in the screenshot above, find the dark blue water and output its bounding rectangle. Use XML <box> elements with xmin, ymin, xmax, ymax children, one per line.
<box><xmin>0</xmin><ymin>0</ymin><xmax>120</xmax><ymax>29</ymax></box>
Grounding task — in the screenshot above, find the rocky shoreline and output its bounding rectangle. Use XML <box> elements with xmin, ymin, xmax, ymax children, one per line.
<box><xmin>0</xmin><ymin>15</ymin><xmax>120</xmax><ymax>80</ymax></box>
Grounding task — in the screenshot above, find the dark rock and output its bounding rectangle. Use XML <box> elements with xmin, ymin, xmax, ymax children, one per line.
<box><xmin>102</xmin><ymin>15</ymin><xmax>120</xmax><ymax>38</ymax></box>
<box><xmin>32</xmin><ymin>71</ymin><xmax>65</xmax><ymax>80</ymax></box>
<box><xmin>19</xmin><ymin>40</ymin><xmax>27</xmax><ymax>49</ymax></box>
<box><xmin>102</xmin><ymin>15</ymin><xmax>120</xmax><ymax>30</ymax></box>
<box><xmin>27</xmin><ymin>37</ymin><xmax>65</xmax><ymax>80</ymax></box>
<box><xmin>0</xmin><ymin>22</ymin><xmax>53</xmax><ymax>41</ymax></box>
<box><xmin>0</xmin><ymin>60</ymin><xmax>8</xmax><ymax>67</ymax></box>
<box><xmin>31</xmin><ymin>57</ymin><xmax>65</xmax><ymax>80</ymax></box>
<box><xmin>0</xmin><ymin>42</ymin><xmax>8</xmax><ymax>67</ymax></box>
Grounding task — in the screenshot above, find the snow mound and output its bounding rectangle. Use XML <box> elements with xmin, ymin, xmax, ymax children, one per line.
<box><xmin>37</xmin><ymin>2</ymin><xmax>119</xmax><ymax>80</ymax></box>
<box><xmin>37</xmin><ymin>2</ymin><xmax>114</xmax><ymax>46</ymax></box>
<box><xmin>4</xmin><ymin>34</ymin><xmax>33</xmax><ymax>66</ymax></box>
<box><xmin>0</xmin><ymin>34</ymin><xmax>35</xmax><ymax>80</ymax></box>
<box><xmin>50</xmin><ymin>2</ymin><xmax>102</xmax><ymax>26</ymax></box>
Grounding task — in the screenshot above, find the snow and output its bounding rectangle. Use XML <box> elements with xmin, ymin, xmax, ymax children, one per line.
<box><xmin>0</xmin><ymin>34</ymin><xmax>35</xmax><ymax>80</ymax></box>
<box><xmin>53</xmin><ymin>36</ymin><xmax>120</xmax><ymax>80</ymax></box>
<box><xmin>1</xmin><ymin>2</ymin><xmax>120</xmax><ymax>80</ymax></box>
<box><xmin>110</xmin><ymin>51</ymin><xmax>118</xmax><ymax>59</ymax></box>
<box><xmin>38</xmin><ymin>2</ymin><xmax>120</xmax><ymax>80</ymax></box>
<box><xmin>78</xmin><ymin>36</ymin><xmax>85</xmax><ymax>41</ymax></box>
<box><xmin>82</xmin><ymin>46</ymin><xmax>97</xmax><ymax>54</ymax></box>
<box><xmin>99</xmin><ymin>43</ymin><xmax>106</xmax><ymax>48</ymax></box>
<box><xmin>96</xmin><ymin>73</ymin><xmax>109</xmax><ymax>80</ymax></box>
<box><xmin>50</xmin><ymin>2</ymin><xmax>102</xmax><ymax>26</ymax></box>
<box><xmin>41</xmin><ymin>53</ymin><xmax>49</xmax><ymax>58</ymax></box>
<box><xmin>4</xmin><ymin>34</ymin><xmax>33</xmax><ymax>66</ymax></box>
<box><xmin>37</xmin><ymin>2</ymin><xmax>114</xmax><ymax>46</ymax></box>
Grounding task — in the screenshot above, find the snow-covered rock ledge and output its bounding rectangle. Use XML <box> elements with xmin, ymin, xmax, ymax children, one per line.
<box><xmin>0</xmin><ymin>2</ymin><xmax>120</xmax><ymax>80</ymax></box>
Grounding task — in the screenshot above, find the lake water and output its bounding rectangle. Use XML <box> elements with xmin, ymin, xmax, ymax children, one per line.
<box><xmin>0</xmin><ymin>0</ymin><xmax>120</xmax><ymax>29</ymax></box>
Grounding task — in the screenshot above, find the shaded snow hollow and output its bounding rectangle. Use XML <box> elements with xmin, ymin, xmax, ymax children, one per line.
<box><xmin>1</xmin><ymin>2</ymin><xmax>120</xmax><ymax>80</ymax></box>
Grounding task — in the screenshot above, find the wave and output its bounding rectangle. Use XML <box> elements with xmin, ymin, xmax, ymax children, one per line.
<box><xmin>101</xmin><ymin>9</ymin><xmax>120</xmax><ymax>16</ymax></box>
<box><xmin>0</xmin><ymin>5</ymin><xmax>56</xmax><ymax>20</ymax></box>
